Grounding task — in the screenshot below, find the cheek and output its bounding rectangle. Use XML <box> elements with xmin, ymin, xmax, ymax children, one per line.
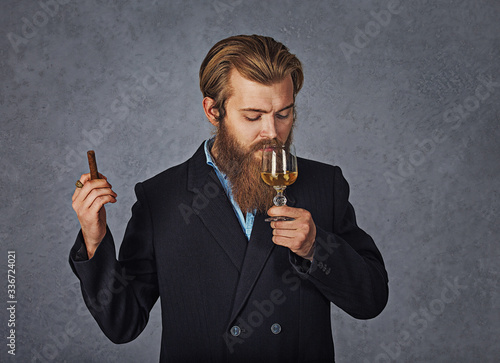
<box><xmin>241</xmin><ymin>129</ymin><xmax>256</xmax><ymax>145</ymax></box>
<box><xmin>226</xmin><ymin>118</ymin><xmax>260</xmax><ymax>144</ymax></box>
<box><xmin>276</xmin><ymin>121</ymin><xmax>293</xmax><ymax>139</ymax></box>
<box><xmin>239</xmin><ymin>123</ymin><xmax>262</xmax><ymax>140</ymax></box>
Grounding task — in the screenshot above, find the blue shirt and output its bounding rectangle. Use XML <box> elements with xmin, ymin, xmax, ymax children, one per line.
<box><xmin>204</xmin><ymin>139</ymin><xmax>256</xmax><ymax>240</ymax></box>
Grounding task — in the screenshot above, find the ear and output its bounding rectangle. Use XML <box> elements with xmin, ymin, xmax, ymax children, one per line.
<box><xmin>202</xmin><ymin>97</ymin><xmax>220</xmax><ymax>127</ymax></box>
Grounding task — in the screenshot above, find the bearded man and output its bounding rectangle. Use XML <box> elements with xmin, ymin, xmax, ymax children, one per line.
<box><xmin>70</xmin><ymin>34</ymin><xmax>388</xmax><ymax>362</ymax></box>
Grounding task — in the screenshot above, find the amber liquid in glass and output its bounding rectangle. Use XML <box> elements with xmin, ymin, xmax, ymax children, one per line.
<box><xmin>260</xmin><ymin>171</ymin><xmax>298</xmax><ymax>189</ymax></box>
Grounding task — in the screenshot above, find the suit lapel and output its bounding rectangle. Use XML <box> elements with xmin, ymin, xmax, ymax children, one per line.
<box><xmin>188</xmin><ymin>142</ymin><xmax>299</xmax><ymax>324</ymax></box>
<box><xmin>187</xmin><ymin>143</ymin><xmax>247</xmax><ymax>272</ymax></box>
<box><xmin>227</xmin><ymin>182</ymin><xmax>298</xmax><ymax>323</ymax></box>
<box><xmin>228</xmin><ymin>212</ymin><xmax>274</xmax><ymax>323</ymax></box>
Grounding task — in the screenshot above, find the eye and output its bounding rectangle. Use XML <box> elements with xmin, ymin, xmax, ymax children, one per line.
<box><xmin>245</xmin><ymin>115</ymin><xmax>261</xmax><ymax>121</ymax></box>
<box><xmin>276</xmin><ymin>113</ymin><xmax>290</xmax><ymax>120</ymax></box>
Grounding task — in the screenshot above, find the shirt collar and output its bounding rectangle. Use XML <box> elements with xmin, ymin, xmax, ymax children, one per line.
<box><xmin>204</xmin><ymin>137</ymin><xmax>219</xmax><ymax>169</ymax></box>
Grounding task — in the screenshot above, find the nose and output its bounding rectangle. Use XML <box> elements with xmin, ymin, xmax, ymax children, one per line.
<box><xmin>260</xmin><ymin>115</ymin><xmax>278</xmax><ymax>140</ymax></box>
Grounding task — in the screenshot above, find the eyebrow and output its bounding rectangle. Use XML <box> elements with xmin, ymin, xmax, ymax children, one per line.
<box><xmin>240</xmin><ymin>103</ymin><xmax>294</xmax><ymax>113</ymax></box>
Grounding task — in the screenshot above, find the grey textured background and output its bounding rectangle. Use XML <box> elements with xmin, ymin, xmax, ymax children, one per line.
<box><xmin>1</xmin><ymin>0</ymin><xmax>499</xmax><ymax>362</ymax></box>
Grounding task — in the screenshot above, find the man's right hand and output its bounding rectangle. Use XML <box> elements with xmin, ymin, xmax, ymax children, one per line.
<box><xmin>72</xmin><ymin>173</ymin><xmax>117</xmax><ymax>259</ymax></box>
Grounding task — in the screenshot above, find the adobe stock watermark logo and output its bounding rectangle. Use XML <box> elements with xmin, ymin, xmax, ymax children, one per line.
<box><xmin>178</xmin><ymin>171</ymin><xmax>222</xmax><ymax>225</ymax></box>
<box><xmin>339</xmin><ymin>0</ymin><xmax>403</xmax><ymax>64</ymax></box>
<box><xmin>223</xmin><ymin>289</ymin><xmax>287</xmax><ymax>353</ymax></box>
<box><xmin>177</xmin><ymin>157</ymin><xmax>247</xmax><ymax>225</ymax></box>
<box><xmin>213</xmin><ymin>0</ymin><xmax>242</xmax><ymax>21</ymax></box>
<box><xmin>31</xmin><ymin>320</ymin><xmax>81</xmax><ymax>363</ymax></box>
<box><xmin>31</xmin><ymin>268</ymin><xmax>136</xmax><ymax>362</ymax></box>
<box><xmin>223</xmin><ymin>233</ymin><xmax>341</xmax><ymax>353</ymax></box>
<box><xmin>384</xmin><ymin>74</ymin><xmax>500</xmax><ymax>191</ymax></box>
<box><xmin>51</xmin><ymin>65</ymin><xmax>169</xmax><ymax>181</ymax></box>
<box><xmin>6</xmin><ymin>0</ymin><xmax>72</xmax><ymax>53</ymax></box>
<box><xmin>364</xmin><ymin>276</ymin><xmax>468</xmax><ymax>363</ymax></box>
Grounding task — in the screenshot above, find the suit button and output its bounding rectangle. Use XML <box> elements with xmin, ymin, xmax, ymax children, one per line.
<box><xmin>230</xmin><ymin>326</ymin><xmax>241</xmax><ymax>337</ymax></box>
<box><xmin>271</xmin><ymin>323</ymin><xmax>281</xmax><ymax>334</ymax></box>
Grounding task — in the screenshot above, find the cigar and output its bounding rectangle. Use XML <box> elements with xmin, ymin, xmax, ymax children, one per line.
<box><xmin>87</xmin><ymin>150</ymin><xmax>100</xmax><ymax>180</ymax></box>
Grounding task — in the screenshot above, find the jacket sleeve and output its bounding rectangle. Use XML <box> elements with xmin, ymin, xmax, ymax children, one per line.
<box><xmin>290</xmin><ymin>166</ymin><xmax>389</xmax><ymax>319</ymax></box>
<box><xmin>68</xmin><ymin>182</ymin><xmax>159</xmax><ymax>343</ymax></box>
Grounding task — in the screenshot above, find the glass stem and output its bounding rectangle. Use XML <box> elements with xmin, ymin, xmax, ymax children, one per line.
<box><xmin>273</xmin><ymin>187</ymin><xmax>287</xmax><ymax>206</ymax></box>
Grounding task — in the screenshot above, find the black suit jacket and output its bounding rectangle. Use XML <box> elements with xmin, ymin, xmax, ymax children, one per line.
<box><xmin>69</xmin><ymin>142</ymin><xmax>388</xmax><ymax>362</ymax></box>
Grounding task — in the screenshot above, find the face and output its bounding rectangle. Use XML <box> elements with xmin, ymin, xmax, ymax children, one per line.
<box><xmin>206</xmin><ymin>69</ymin><xmax>295</xmax><ymax>159</ymax></box>
<box><xmin>202</xmin><ymin>69</ymin><xmax>295</xmax><ymax>213</ymax></box>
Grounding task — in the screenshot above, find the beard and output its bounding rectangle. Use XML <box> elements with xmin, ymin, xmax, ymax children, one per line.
<box><xmin>211</xmin><ymin>122</ymin><xmax>293</xmax><ymax>214</ymax></box>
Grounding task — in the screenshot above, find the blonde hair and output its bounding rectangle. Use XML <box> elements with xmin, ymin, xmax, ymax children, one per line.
<box><xmin>199</xmin><ymin>34</ymin><xmax>304</xmax><ymax>122</ymax></box>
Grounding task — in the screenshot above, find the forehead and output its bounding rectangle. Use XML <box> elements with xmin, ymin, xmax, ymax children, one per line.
<box><xmin>227</xmin><ymin>69</ymin><xmax>294</xmax><ymax>110</ymax></box>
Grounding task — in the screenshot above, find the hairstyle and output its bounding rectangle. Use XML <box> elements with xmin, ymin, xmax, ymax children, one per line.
<box><xmin>199</xmin><ymin>34</ymin><xmax>304</xmax><ymax>122</ymax></box>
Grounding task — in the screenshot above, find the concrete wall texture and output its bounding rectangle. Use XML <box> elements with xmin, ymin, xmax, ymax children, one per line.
<box><xmin>1</xmin><ymin>0</ymin><xmax>499</xmax><ymax>362</ymax></box>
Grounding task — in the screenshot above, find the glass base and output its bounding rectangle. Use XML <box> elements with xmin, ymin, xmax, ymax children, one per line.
<box><xmin>265</xmin><ymin>216</ymin><xmax>295</xmax><ymax>222</ymax></box>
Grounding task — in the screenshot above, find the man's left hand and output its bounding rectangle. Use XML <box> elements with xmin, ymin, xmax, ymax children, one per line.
<box><xmin>268</xmin><ymin>206</ymin><xmax>316</xmax><ymax>261</ymax></box>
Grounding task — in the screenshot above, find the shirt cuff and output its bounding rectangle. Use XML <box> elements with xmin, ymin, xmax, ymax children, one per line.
<box><xmin>74</xmin><ymin>242</ymin><xmax>89</xmax><ymax>261</ymax></box>
<box><xmin>70</xmin><ymin>230</ymin><xmax>89</xmax><ymax>262</ymax></box>
<box><xmin>289</xmin><ymin>251</ymin><xmax>312</xmax><ymax>274</ymax></box>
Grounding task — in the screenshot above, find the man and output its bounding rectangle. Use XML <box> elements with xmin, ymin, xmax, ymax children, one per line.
<box><xmin>70</xmin><ymin>34</ymin><xmax>388</xmax><ymax>362</ymax></box>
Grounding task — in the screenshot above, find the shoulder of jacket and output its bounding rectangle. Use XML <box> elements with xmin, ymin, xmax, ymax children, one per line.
<box><xmin>137</xmin><ymin>159</ymin><xmax>190</xmax><ymax>193</ymax></box>
<box><xmin>297</xmin><ymin>157</ymin><xmax>340</xmax><ymax>175</ymax></box>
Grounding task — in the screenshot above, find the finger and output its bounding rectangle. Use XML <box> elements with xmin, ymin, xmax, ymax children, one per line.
<box><xmin>79</xmin><ymin>173</ymin><xmax>92</xmax><ymax>183</ymax></box>
<box><xmin>272</xmin><ymin>233</ymin><xmax>313</xmax><ymax>256</ymax></box>
<box><xmin>72</xmin><ymin>173</ymin><xmax>91</xmax><ymax>201</ymax></box>
<box><xmin>73</xmin><ymin>180</ymin><xmax>110</xmax><ymax>203</ymax></box>
<box><xmin>76</xmin><ymin>195</ymin><xmax>115</xmax><ymax>229</ymax></box>
<box><xmin>272</xmin><ymin>216</ymin><xmax>312</xmax><ymax>230</ymax></box>
<box><xmin>73</xmin><ymin>180</ymin><xmax>116</xmax><ymax>207</ymax></box>
<box><xmin>75</xmin><ymin>190</ymin><xmax>116</xmax><ymax>218</ymax></box>
<box><xmin>72</xmin><ymin>186</ymin><xmax>82</xmax><ymax>202</ymax></box>
<box><xmin>267</xmin><ymin>205</ymin><xmax>290</xmax><ymax>216</ymax></box>
<box><xmin>272</xmin><ymin>228</ymin><xmax>297</xmax><ymax>238</ymax></box>
<box><xmin>271</xmin><ymin>234</ymin><xmax>292</xmax><ymax>248</ymax></box>
<box><xmin>81</xmin><ymin>185</ymin><xmax>117</xmax><ymax>207</ymax></box>
<box><xmin>273</xmin><ymin>225</ymin><xmax>310</xmax><ymax>242</ymax></box>
<box><xmin>272</xmin><ymin>235</ymin><xmax>304</xmax><ymax>252</ymax></box>
<box><xmin>270</xmin><ymin>220</ymin><xmax>297</xmax><ymax>230</ymax></box>
<box><xmin>75</xmin><ymin>173</ymin><xmax>108</xmax><ymax>190</ymax></box>
<box><xmin>267</xmin><ymin>205</ymin><xmax>302</xmax><ymax>218</ymax></box>
<box><xmin>88</xmin><ymin>194</ymin><xmax>117</xmax><ymax>214</ymax></box>
<box><xmin>81</xmin><ymin>178</ymin><xmax>113</xmax><ymax>194</ymax></box>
